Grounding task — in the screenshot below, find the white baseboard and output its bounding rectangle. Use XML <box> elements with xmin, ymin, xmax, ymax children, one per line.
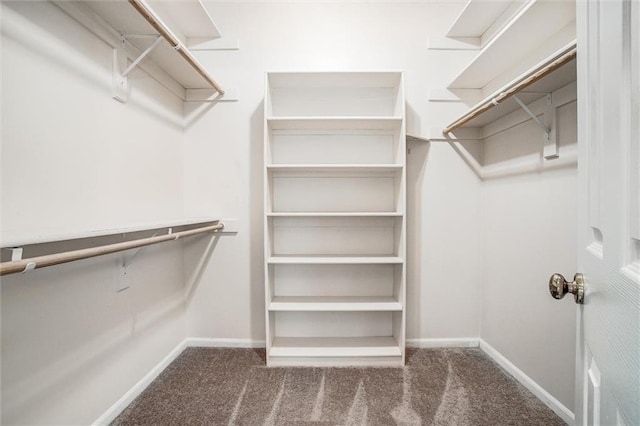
<box><xmin>185</xmin><ymin>337</ymin><xmax>266</xmax><ymax>348</ymax></box>
<box><xmin>479</xmin><ymin>339</ymin><xmax>574</xmax><ymax>425</ymax></box>
<box><xmin>93</xmin><ymin>340</ymin><xmax>188</xmax><ymax>426</ymax></box>
<box><xmin>406</xmin><ymin>337</ymin><xmax>480</xmax><ymax>348</ymax></box>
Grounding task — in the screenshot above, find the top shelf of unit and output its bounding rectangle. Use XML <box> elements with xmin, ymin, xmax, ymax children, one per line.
<box><xmin>447</xmin><ymin>0</ymin><xmax>575</xmax><ymax>90</ymax></box>
<box><xmin>63</xmin><ymin>0</ymin><xmax>221</xmax><ymax>90</ymax></box>
<box><xmin>266</xmin><ymin>71</ymin><xmax>404</xmax><ymax>118</ymax></box>
<box><xmin>267</xmin><ymin>71</ymin><xmax>403</xmax><ymax>88</ymax></box>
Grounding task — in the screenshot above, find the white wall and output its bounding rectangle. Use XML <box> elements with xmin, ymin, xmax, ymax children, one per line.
<box><xmin>1</xmin><ymin>2</ymin><xmax>190</xmax><ymax>423</ymax></box>
<box><xmin>481</xmin><ymin>99</ymin><xmax>578</xmax><ymax>411</ymax></box>
<box><xmin>182</xmin><ymin>1</ymin><xmax>482</xmax><ymax>342</ymax></box>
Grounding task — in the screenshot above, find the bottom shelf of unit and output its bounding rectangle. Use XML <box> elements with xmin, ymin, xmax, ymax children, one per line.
<box><xmin>269</xmin><ymin>336</ymin><xmax>402</xmax><ymax>358</ymax></box>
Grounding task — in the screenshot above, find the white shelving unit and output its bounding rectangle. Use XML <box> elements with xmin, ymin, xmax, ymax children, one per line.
<box><xmin>264</xmin><ymin>71</ymin><xmax>406</xmax><ymax>367</ymax></box>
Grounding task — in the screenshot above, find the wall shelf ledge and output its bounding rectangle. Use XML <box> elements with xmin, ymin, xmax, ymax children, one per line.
<box><xmin>443</xmin><ymin>43</ymin><xmax>576</xmax><ymax>157</ymax></box>
<box><xmin>53</xmin><ymin>0</ymin><xmax>226</xmax><ymax>104</ymax></box>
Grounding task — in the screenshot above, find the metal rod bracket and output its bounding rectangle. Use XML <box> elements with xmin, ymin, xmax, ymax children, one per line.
<box><xmin>113</xmin><ymin>36</ymin><xmax>162</xmax><ymax>102</ymax></box>
<box><xmin>513</xmin><ymin>95</ymin><xmax>551</xmax><ymax>135</ymax></box>
<box><xmin>512</xmin><ymin>94</ymin><xmax>559</xmax><ymax>160</ymax></box>
<box><xmin>543</xmin><ymin>93</ymin><xmax>559</xmax><ymax>160</ymax></box>
<box><xmin>122</xmin><ymin>230</ymin><xmax>162</xmax><ymax>268</ymax></box>
<box><xmin>121</xmin><ymin>36</ymin><xmax>163</xmax><ymax>77</ymax></box>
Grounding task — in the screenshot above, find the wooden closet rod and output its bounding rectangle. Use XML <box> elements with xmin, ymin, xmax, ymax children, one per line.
<box><xmin>443</xmin><ymin>45</ymin><xmax>577</xmax><ymax>135</ymax></box>
<box><xmin>0</xmin><ymin>223</ymin><xmax>224</xmax><ymax>277</ymax></box>
<box><xmin>128</xmin><ymin>0</ymin><xmax>225</xmax><ymax>95</ymax></box>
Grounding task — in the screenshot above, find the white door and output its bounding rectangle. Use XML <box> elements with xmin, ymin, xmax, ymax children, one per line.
<box><xmin>574</xmin><ymin>0</ymin><xmax>640</xmax><ymax>425</ymax></box>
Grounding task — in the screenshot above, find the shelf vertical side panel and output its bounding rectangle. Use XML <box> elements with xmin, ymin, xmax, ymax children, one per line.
<box><xmin>264</xmin><ymin>72</ymin><xmax>274</xmax><ymax>361</ymax></box>
<box><xmin>399</xmin><ymin>72</ymin><xmax>407</xmax><ymax>363</ymax></box>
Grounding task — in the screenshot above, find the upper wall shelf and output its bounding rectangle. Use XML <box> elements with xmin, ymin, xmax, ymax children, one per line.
<box><xmin>447</xmin><ymin>0</ymin><xmax>575</xmax><ymax>91</ymax></box>
<box><xmin>54</xmin><ymin>0</ymin><xmax>226</xmax><ymax>102</ymax></box>
<box><xmin>1</xmin><ymin>217</ymin><xmax>221</xmax><ymax>248</ymax></box>
<box><xmin>446</xmin><ymin>0</ymin><xmax>512</xmax><ymax>38</ymax></box>
<box><xmin>444</xmin><ymin>43</ymin><xmax>576</xmax><ymax>134</ymax></box>
<box><xmin>144</xmin><ymin>0</ymin><xmax>221</xmax><ymax>41</ymax></box>
<box><xmin>442</xmin><ymin>43</ymin><xmax>576</xmax><ymax>161</ymax></box>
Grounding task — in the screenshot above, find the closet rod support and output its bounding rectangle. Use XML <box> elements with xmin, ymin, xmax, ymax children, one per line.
<box><xmin>121</xmin><ymin>35</ymin><xmax>163</xmax><ymax>78</ymax></box>
<box><xmin>513</xmin><ymin>95</ymin><xmax>550</xmax><ymax>137</ymax></box>
<box><xmin>121</xmin><ymin>230</ymin><xmax>162</xmax><ymax>268</ymax></box>
<box><xmin>9</xmin><ymin>247</ymin><xmax>23</xmax><ymax>262</ymax></box>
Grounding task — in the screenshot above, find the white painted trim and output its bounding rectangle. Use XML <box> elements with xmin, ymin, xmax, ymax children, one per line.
<box><xmin>93</xmin><ymin>340</ymin><xmax>188</xmax><ymax>426</ymax></box>
<box><xmin>427</xmin><ymin>126</ymin><xmax>482</xmax><ymax>141</ymax></box>
<box><xmin>479</xmin><ymin>339</ymin><xmax>575</xmax><ymax>425</ymax></box>
<box><xmin>427</xmin><ymin>36</ymin><xmax>480</xmax><ymax>50</ymax></box>
<box><xmin>185</xmin><ymin>88</ymin><xmax>239</xmax><ymax>103</ymax></box>
<box><xmin>185</xmin><ymin>337</ymin><xmax>266</xmax><ymax>348</ymax></box>
<box><xmin>428</xmin><ymin>88</ymin><xmax>483</xmax><ymax>103</ymax></box>
<box><xmin>406</xmin><ymin>338</ymin><xmax>480</xmax><ymax>348</ymax></box>
<box><xmin>218</xmin><ymin>219</ymin><xmax>240</xmax><ymax>233</ymax></box>
<box><xmin>187</xmin><ymin>37</ymin><xmax>240</xmax><ymax>50</ymax></box>
<box><xmin>406</xmin><ymin>134</ymin><xmax>429</xmax><ymax>144</ymax></box>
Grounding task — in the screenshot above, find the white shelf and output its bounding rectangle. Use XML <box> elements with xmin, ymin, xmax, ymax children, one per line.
<box><xmin>56</xmin><ymin>0</ymin><xmax>221</xmax><ymax>91</ymax></box>
<box><xmin>267</xmin><ymin>212</ymin><xmax>403</xmax><ymax>217</ymax></box>
<box><xmin>268</xmin><ymin>256</ymin><xmax>404</xmax><ymax>265</ymax></box>
<box><xmin>267</xmin><ymin>256</ymin><xmax>404</xmax><ymax>265</ymax></box>
<box><xmin>85</xmin><ymin>0</ymin><xmax>220</xmax><ymax>42</ymax></box>
<box><xmin>147</xmin><ymin>0</ymin><xmax>221</xmax><ymax>40</ymax></box>
<box><xmin>267</xmin><ymin>71</ymin><xmax>403</xmax><ymax>88</ymax></box>
<box><xmin>446</xmin><ymin>0</ymin><xmax>512</xmax><ymax>38</ymax></box>
<box><xmin>267</xmin><ymin>164</ymin><xmax>403</xmax><ymax>174</ymax></box>
<box><xmin>455</xmin><ymin>55</ymin><xmax>577</xmax><ymax>129</ymax></box>
<box><xmin>269</xmin><ymin>296</ymin><xmax>402</xmax><ymax>312</ymax></box>
<box><xmin>269</xmin><ymin>336</ymin><xmax>402</xmax><ymax>358</ymax></box>
<box><xmin>1</xmin><ymin>217</ymin><xmax>220</xmax><ymax>248</ymax></box>
<box><xmin>448</xmin><ymin>0</ymin><xmax>576</xmax><ymax>89</ymax></box>
<box><xmin>267</xmin><ymin>117</ymin><xmax>403</xmax><ymax>130</ymax></box>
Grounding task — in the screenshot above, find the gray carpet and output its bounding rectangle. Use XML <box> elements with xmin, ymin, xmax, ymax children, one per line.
<box><xmin>111</xmin><ymin>348</ymin><xmax>566</xmax><ymax>425</ymax></box>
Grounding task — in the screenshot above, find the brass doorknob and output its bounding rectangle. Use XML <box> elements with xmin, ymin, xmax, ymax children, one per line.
<box><xmin>549</xmin><ymin>273</ymin><xmax>584</xmax><ymax>304</ymax></box>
